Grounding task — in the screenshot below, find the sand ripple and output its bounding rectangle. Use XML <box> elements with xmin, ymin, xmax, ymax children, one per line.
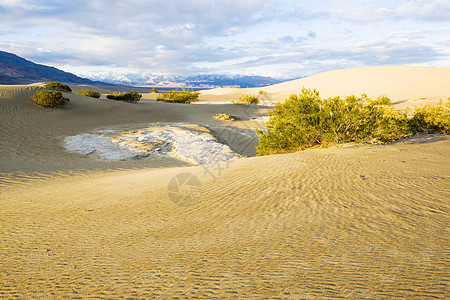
<box><xmin>0</xmin><ymin>136</ymin><xmax>448</xmax><ymax>298</ymax></box>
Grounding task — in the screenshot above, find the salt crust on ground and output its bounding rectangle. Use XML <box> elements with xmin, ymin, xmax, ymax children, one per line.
<box><xmin>64</xmin><ymin>123</ymin><xmax>240</xmax><ymax>164</ymax></box>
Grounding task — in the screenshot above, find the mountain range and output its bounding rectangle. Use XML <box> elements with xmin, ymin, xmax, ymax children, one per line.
<box><xmin>78</xmin><ymin>72</ymin><xmax>286</xmax><ymax>88</ymax></box>
<box><xmin>0</xmin><ymin>50</ymin><xmax>286</xmax><ymax>88</ymax></box>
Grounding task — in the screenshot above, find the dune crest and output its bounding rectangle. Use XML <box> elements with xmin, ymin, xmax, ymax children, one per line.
<box><xmin>200</xmin><ymin>66</ymin><xmax>450</xmax><ymax>109</ymax></box>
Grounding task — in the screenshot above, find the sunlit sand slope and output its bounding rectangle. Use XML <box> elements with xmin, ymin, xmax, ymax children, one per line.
<box><xmin>200</xmin><ymin>66</ymin><xmax>450</xmax><ymax>109</ymax></box>
<box><xmin>0</xmin><ymin>86</ymin><xmax>268</xmax><ymax>181</ymax></box>
<box><xmin>0</xmin><ymin>135</ymin><xmax>448</xmax><ymax>298</ymax></box>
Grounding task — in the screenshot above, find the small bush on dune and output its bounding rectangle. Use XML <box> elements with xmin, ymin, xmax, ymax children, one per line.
<box><xmin>236</xmin><ymin>94</ymin><xmax>259</xmax><ymax>104</ymax></box>
<box><xmin>106</xmin><ymin>90</ymin><xmax>142</xmax><ymax>103</ymax></box>
<box><xmin>44</xmin><ymin>82</ymin><xmax>72</xmax><ymax>92</ymax></box>
<box><xmin>78</xmin><ymin>89</ymin><xmax>101</xmax><ymax>98</ymax></box>
<box><xmin>156</xmin><ymin>89</ymin><xmax>200</xmax><ymax>103</ymax></box>
<box><xmin>30</xmin><ymin>90</ymin><xmax>69</xmax><ymax>107</ymax></box>
<box><xmin>215</xmin><ymin>113</ymin><xmax>238</xmax><ymax>121</ymax></box>
<box><xmin>256</xmin><ymin>88</ymin><xmax>449</xmax><ymax>156</ymax></box>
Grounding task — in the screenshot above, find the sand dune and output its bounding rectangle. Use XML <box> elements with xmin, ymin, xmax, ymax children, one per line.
<box><xmin>201</xmin><ymin>66</ymin><xmax>450</xmax><ymax>110</ymax></box>
<box><xmin>1</xmin><ymin>135</ymin><xmax>448</xmax><ymax>298</ymax></box>
<box><xmin>0</xmin><ymin>66</ymin><xmax>449</xmax><ymax>298</ymax></box>
<box><xmin>0</xmin><ymin>84</ymin><xmax>268</xmax><ymax>183</ymax></box>
<box><xmin>0</xmin><ymin>83</ymin><xmax>43</xmax><ymax>97</ymax></box>
<box><xmin>70</xmin><ymin>84</ymin><xmax>114</xmax><ymax>95</ymax></box>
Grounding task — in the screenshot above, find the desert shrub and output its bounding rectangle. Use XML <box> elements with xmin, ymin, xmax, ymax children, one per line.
<box><xmin>409</xmin><ymin>100</ymin><xmax>450</xmax><ymax>134</ymax></box>
<box><xmin>78</xmin><ymin>89</ymin><xmax>101</xmax><ymax>98</ymax></box>
<box><xmin>106</xmin><ymin>90</ymin><xmax>142</xmax><ymax>103</ymax></box>
<box><xmin>258</xmin><ymin>90</ymin><xmax>265</xmax><ymax>95</ymax></box>
<box><xmin>44</xmin><ymin>82</ymin><xmax>72</xmax><ymax>92</ymax></box>
<box><xmin>156</xmin><ymin>89</ymin><xmax>200</xmax><ymax>103</ymax></box>
<box><xmin>215</xmin><ymin>113</ymin><xmax>238</xmax><ymax>121</ymax></box>
<box><xmin>373</xmin><ymin>95</ymin><xmax>392</xmax><ymax>105</ymax></box>
<box><xmin>151</xmin><ymin>88</ymin><xmax>158</xmax><ymax>93</ymax></box>
<box><xmin>30</xmin><ymin>90</ymin><xmax>69</xmax><ymax>107</ymax></box>
<box><xmin>236</xmin><ymin>94</ymin><xmax>259</xmax><ymax>104</ymax></box>
<box><xmin>256</xmin><ymin>88</ymin><xmax>415</xmax><ymax>155</ymax></box>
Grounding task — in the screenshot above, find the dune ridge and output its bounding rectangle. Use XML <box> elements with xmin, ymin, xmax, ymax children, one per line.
<box><xmin>0</xmin><ymin>83</ymin><xmax>43</xmax><ymax>97</ymax></box>
<box><xmin>200</xmin><ymin>66</ymin><xmax>450</xmax><ymax>109</ymax></box>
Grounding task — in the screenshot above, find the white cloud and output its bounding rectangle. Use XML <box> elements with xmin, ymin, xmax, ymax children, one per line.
<box><xmin>0</xmin><ymin>0</ymin><xmax>24</xmax><ymax>7</ymax></box>
<box><xmin>0</xmin><ymin>0</ymin><xmax>448</xmax><ymax>77</ymax></box>
<box><xmin>331</xmin><ymin>0</ymin><xmax>450</xmax><ymax>22</ymax></box>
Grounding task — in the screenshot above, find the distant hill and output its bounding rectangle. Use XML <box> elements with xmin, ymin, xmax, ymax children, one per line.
<box><xmin>0</xmin><ymin>50</ymin><xmax>96</xmax><ymax>85</ymax></box>
<box><xmin>79</xmin><ymin>72</ymin><xmax>287</xmax><ymax>88</ymax></box>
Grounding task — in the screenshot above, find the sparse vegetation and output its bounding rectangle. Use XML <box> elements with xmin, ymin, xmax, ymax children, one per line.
<box><xmin>215</xmin><ymin>113</ymin><xmax>238</xmax><ymax>121</ymax></box>
<box><xmin>44</xmin><ymin>82</ymin><xmax>72</xmax><ymax>93</ymax></box>
<box><xmin>30</xmin><ymin>90</ymin><xmax>69</xmax><ymax>107</ymax></box>
<box><xmin>151</xmin><ymin>88</ymin><xmax>158</xmax><ymax>93</ymax></box>
<box><xmin>409</xmin><ymin>100</ymin><xmax>450</xmax><ymax>134</ymax></box>
<box><xmin>78</xmin><ymin>89</ymin><xmax>101</xmax><ymax>98</ymax></box>
<box><xmin>256</xmin><ymin>88</ymin><xmax>450</xmax><ymax>156</ymax></box>
<box><xmin>258</xmin><ymin>90</ymin><xmax>266</xmax><ymax>95</ymax></box>
<box><xmin>106</xmin><ymin>90</ymin><xmax>142</xmax><ymax>103</ymax></box>
<box><xmin>372</xmin><ymin>95</ymin><xmax>392</xmax><ymax>105</ymax></box>
<box><xmin>236</xmin><ymin>94</ymin><xmax>259</xmax><ymax>104</ymax></box>
<box><xmin>156</xmin><ymin>89</ymin><xmax>200</xmax><ymax>103</ymax></box>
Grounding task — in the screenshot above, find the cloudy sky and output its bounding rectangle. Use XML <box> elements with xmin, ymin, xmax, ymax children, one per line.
<box><xmin>0</xmin><ymin>0</ymin><xmax>449</xmax><ymax>78</ymax></box>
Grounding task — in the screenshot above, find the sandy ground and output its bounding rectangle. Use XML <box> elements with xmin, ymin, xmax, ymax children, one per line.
<box><xmin>200</xmin><ymin>66</ymin><xmax>450</xmax><ymax>109</ymax></box>
<box><xmin>1</xmin><ymin>136</ymin><xmax>449</xmax><ymax>298</ymax></box>
<box><xmin>0</xmin><ymin>85</ymin><xmax>269</xmax><ymax>185</ymax></box>
<box><xmin>0</xmin><ymin>66</ymin><xmax>449</xmax><ymax>298</ymax></box>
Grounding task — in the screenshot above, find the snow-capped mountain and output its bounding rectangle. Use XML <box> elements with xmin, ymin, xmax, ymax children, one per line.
<box><xmin>0</xmin><ymin>50</ymin><xmax>290</xmax><ymax>87</ymax></box>
<box><xmin>77</xmin><ymin>72</ymin><xmax>286</xmax><ymax>88</ymax></box>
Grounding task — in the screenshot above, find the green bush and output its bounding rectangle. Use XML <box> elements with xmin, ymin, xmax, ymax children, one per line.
<box><xmin>156</xmin><ymin>89</ymin><xmax>200</xmax><ymax>103</ymax></box>
<box><xmin>78</xmin><ymin>89</ymin><xmax>101</xmax><ymax>98</ymax></box>
<box><xmin>44</xmin><ymin>82</ymin><xmax>72</xmax><ymax>92</ymax></box>
<box><xmin>30</xmin><ymin>90</ymin><xmax>69</xmax><ymax>107</ymax></box>
<box><xmin>372</xmin><ymin>95</ymin><xmax>392</xmax><ymax>105</ymax></box>
<box><xmin>256</xmin><ymin>88</ymin><xmax>450</xmax><ymax>156</ymax></box>
<box><xmin>215</xmin><ymin>113</ymin><xmax>238</xmax><ymax>121</ymax></box>
<box><xmin>236</xmin><ymin>94</ymin><xmax>259</xmax><ymax>104</ymax></box>
<box><xmin>106</xmin><ymin>90</ymin><xmax>142</xmax><ymax>103</ymax></box>
<box><xmin>409</xmin><ymin>100</ymin><xmax>450</xmax><ymax>134</ymax></box>
<box><xmin>151</xmin><ymin>88</ymin><xmax>158</xmax><ymax>93</ymax></box>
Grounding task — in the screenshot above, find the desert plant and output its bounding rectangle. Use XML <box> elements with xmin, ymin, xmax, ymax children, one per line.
<box><xmin>30</xmin><ymin>90</ymin><xmax>69</xmax><ymax>107</ymax></box>
<box><xmin>156</xmin><ymin>89</ymin><xmax>200</xmax><ymax>103</ymax></box>
<box><xmin>256</xmin><ymin>88</ymin><xmax>415</xmax><ymax>155</ymax></box>
<box><xmin>151</xmin><ymin>88</ymin><xmax>158</xmax><ymax>93</ymax></box>
<box><xmin>215</xmin><ymin>113</ymin><xmax>238</xmax><ymax>121</ymax></box>
<box><xmin>44</xmin><ymin>82</ymin><xmax>72</xmax><ymax>92</ymax></box>
<box><xmin>372</xmin><ymin>95</ymin><xmax>392</xmax><ymax>105</ymax></box>
<box><xmin>409</xmin><ymin>100</ymin><xmax>450</xmax><ymax>134</ymax></box>
<box><xmin>78</xmin><ymin>89</ymin><xmax>101</xmax><ymax>98</ymax></box>
<box><xmin>106</xmin><ymin>90</ymin><xmax>142</xmax><ymax>103</ymax></box>
<box><xmin>258</xmin><ymin>90</ymin><xmax>265</xmax><ymax>95</ymax></box>
<box><xmin>236</xmin><ymin>94</ymin><xmax>259</xmax><ymax>104</ymax></box>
